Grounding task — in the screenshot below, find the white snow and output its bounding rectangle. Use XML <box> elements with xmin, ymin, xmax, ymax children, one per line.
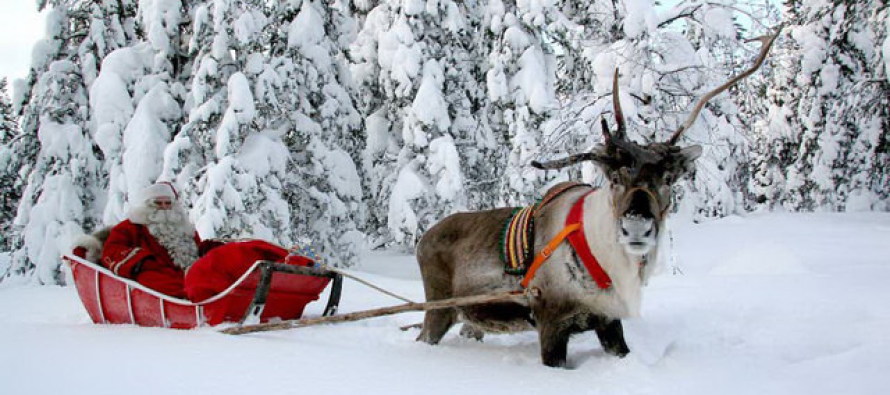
<box><xmin>237</xmin><ymin>132</ymin><xmax>289</xmax><ymax>178</ymax></box>
<box><xmin>512</xmin><ymin>46</ymin><xmax>555</xmax><ymax>113</ymax></box>
<box><xmin>623</xmin><ymin>0</ymin><xmax>657</xmax><ymax>38</ymax></box>
<box><xmin>702</xmin><ymin>6</ymin><xmax>737</xmax><ymax>39</ymax></box>
<box><xmin>1</xmin><ymin>213</ymin><xmax>888</xmax><ymax>394</ymax></box>
<box><xmin>139</xmin><ymin>0</ymin><xmax>182</xmax><ymax>55</ymax></box>
<box><xmin>387</xmin><ymin>162</ymin><xmax>430</xmax><ymax>243</ymax></box>
<box><xmin>288</xmin><ymin>2</ymin><xmax>325</xmax><ymax>50</ymax></box>
<box><xmin>411</xmin><ymin>60</ymin><xmax>451</xmax><ymax>132</ymax></box>
<box><xmin>377</xmin><ymin>16</ymin><xmax>422</xmax><ymax>98</ymax></box>
<box><xmin>121</xmin><ymin>83</ymin><xmax>181</xmax><ymax>202</ymax></box>
<box><xmin>364</xmin><ymin>109</ymin><xmax>394</xmax><ymax>157</ymax></box>
<box><xmin>214</xmin><ymin>72</ymin><xmax>256</xmax><ymax>158</ymax></box>
<box><xmin>427</xmin><ymin>135</ymin><xmax>464</xmax><ymax>202</ymax></box>
<box><xmin>308</xmin><ymin>138</ymin><xmax>363</xmax><ymax>200</ymax></box>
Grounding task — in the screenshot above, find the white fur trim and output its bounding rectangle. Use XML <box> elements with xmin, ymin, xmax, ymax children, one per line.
<box><xmin>71</xmin><ymin>234</ymin><xmax>103</xmax><ymax>263</ymax></box>
<box><xmin>111</xmin><ymin>248</ymin><xmax>142</xmax><ymax>275</ymax></box>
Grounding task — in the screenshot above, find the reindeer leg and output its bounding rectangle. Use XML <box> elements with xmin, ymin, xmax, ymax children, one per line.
<box><xmin>415</xmin><ymin>277</ymin><xmax>456</xmax><ymax>344</ymax></box>
<box><xmin>416</xmin><ymin>308</ymin><xmax>456</xmax><ymax>344</ymax></box>
<box><xmin>538</xmin><ymin>322</ymin><xmax>571</xmax><ymax>368</ymax></box>
<box><xmin>593</xmin><ymin>317</ymin><xmax>630</xmax><ymax>357</ymax></box>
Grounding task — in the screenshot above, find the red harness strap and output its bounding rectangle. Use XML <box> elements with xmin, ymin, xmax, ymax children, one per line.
<box><xmin>565</xmin><ymin>190</ymin><xmax>613</xmax><ymax>289</ymax></box>
<box><xmin>520</xmin><ymin>190</ymin><xmax>613</xmax><ymax>290</ymax></box>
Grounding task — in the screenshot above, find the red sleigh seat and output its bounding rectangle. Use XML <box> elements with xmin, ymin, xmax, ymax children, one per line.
<box><xmin>64</xmin><ymin>247</ymin><xmax>342</xmax><ymax>329</ymax></box>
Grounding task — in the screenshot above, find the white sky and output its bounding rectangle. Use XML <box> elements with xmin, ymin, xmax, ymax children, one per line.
<box><xmin>0</xmin><ymin>1</ymin><xmax>46</xmax><ymax>84</ymax></box>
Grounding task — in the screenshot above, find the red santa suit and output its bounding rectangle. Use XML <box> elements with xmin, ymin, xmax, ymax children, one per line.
<box><xmin>101</xmin><ymin>183</ymin><xmax>216</xmax><ymax>298</ymax></box>
<box><xmin>101</xmin><ymin>219</ymin><xmax>217</xmax><ymax>298</ymax></box>
<box><xmin>102</xmin><ymin>183</ymin><xmax>313</xmax><ymax>301</ymax></box>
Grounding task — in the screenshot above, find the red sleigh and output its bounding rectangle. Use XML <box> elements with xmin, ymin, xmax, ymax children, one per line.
<box><xmin>63</xmin><ymin>248</ymin><xmax>342</xmax><ymax>329</ymax></box>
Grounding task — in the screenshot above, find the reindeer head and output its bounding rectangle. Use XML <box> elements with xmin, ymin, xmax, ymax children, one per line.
<box><xmin>532</xmin><ymin>31</ymin><xmax>779</xmax><ymax>256</ymax></box>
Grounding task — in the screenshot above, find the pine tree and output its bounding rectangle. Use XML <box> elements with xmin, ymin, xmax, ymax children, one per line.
<box><xmin>351</xmin><ymin>0</ymin><xmax>484</xmax><ymax>248</ymax></box>
<box><xmin>5</xmin><ymin>0</ymin><xmax>135</xmax><ymax>284</ymax></box>
<box><xmin>161</xmin><ymin>0</ymin><xmax>295</xmax><ymax>246</ymax></box>
<box><xmin>95</xmin><ymin>0</ymin><xmax>184</xmax><ymax>225</ymax></box>
<box><xmin>0</xmin><ymin>78</ymin><xmax>21</xmax><ymax>250</ymax></box>
<box><xmin>756</xmin><ymin>0</ymin><xmax>889</xmax><ymax>211</ymax></box>
<box><xmin>266</xmin><ymin>0</ymin><xmax>366</xmax><ymax>264</ymax></box>
<box><xmin>543</xmin><ymin>1</ymin><xmax>763</xmax><ymax>219</ymax></box>
<box><xmin>482</xmin><ymin>0</ymin><xmax>561</xmax><ymax>206</ymax></box>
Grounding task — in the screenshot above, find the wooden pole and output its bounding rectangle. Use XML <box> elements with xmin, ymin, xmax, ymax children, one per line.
<box><xmin>221</xmin><ymin>291</ymin><xmax>527</xmax><ymax>335</ymax></box>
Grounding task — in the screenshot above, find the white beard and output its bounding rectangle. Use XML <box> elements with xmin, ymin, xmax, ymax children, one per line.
<box><xmin>143</xmin><ymin>207</ymin><xmax>200</xmax><ymax>270</ymax></box>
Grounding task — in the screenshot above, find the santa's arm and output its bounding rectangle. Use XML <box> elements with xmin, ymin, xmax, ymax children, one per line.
<box><xmin>194</xmin><ymin>233</ymin><xmax>225</xmax><ymax>256</ymax></box>
<box><xmin>101</xmin><ymin>223</ymin><xmax>155</xmax><ymax>278</ymax></box>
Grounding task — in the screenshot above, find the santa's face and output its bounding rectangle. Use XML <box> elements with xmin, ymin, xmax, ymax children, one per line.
<box><xmin>150</xmin><ymin>197</ymin><xmax>174</xmax><ymax>210</ymax></box>
<box><xmin>146</xmin><ymin>198</ymin><xmax>186</xmax><ymax>224</ymax></box>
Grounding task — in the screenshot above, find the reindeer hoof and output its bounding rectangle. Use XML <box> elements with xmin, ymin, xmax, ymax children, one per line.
<box><xmin>605</xmin><ymin>344</ymin><xmax>630</xmax><ymax>358</ymax></box>
<box><xmin>543</xmin><ymin>357</ymin><xmax>568</xmax><ymax>368</ymax></box>
<box><xmin>459</xmin><ymin>324</ymin><xmax>484</xmax><ymax>341</ymax></box>
<box><xmin>416</xmin><ymin>332</ymin><xmax>440</xmax><ymax>345</ymax></box>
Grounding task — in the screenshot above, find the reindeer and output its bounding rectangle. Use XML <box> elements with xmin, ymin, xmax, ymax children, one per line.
<box><xmin>414</xmin><ymin>32</ymin><xmax>779</xmax><ymax>367</ymax></box>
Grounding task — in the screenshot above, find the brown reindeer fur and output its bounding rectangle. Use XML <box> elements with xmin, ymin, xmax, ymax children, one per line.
<box><xmin>416</xmin><ymin>185</ymin><xmax>639</xmax><ymax>367</ymax></box>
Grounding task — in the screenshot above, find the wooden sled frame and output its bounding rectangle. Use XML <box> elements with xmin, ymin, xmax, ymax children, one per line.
<box><xmin>63</xmin><ymin>254</ymin><xmax>343</xmax><ymax>329</ymax></box>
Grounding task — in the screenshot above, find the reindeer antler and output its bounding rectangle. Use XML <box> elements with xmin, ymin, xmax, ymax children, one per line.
<box><xmin>667</xmin><ymin>26</ymin><xmax>783</xmax><ymax>145</ymax></box>
<box><xmin>612</xmin><ymin>68</ymin><xmax>626</xmax><ymax>141</ymax></box>
<box><xmin>531</xmin><ymin>153</ymin><xmax>598</xmax><ymax>170</ymax></box>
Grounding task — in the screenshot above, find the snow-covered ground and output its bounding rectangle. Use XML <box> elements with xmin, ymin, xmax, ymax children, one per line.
<box><xmin>1</xmin><ymin>212</ymin><xmax>888</xmax><ymax>394</ymax></box>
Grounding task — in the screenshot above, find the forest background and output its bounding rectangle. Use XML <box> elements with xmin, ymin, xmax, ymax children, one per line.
<box><xmin>0</xmin><ymin>0</ymin><xmax>886</xmax><ymax>285</ymax></box>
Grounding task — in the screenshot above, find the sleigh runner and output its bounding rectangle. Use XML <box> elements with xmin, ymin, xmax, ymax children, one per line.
<box><xmin>64</xmin><ymin>249</ymin><xmax>342</xmax><ymax>329</ymax></box>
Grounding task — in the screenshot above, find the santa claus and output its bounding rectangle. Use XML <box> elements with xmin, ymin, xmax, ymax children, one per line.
<box><xmin>101</xmin><ymin>182</ymin><xmax>315</xmax><ymax>301</ymax></box>
<box><xmin>101</xmin><ymin>182</ymin><xmax>219</xmax><ymax>298</ymax></box>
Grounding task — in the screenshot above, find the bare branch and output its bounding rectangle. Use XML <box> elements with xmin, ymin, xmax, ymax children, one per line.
<box><xmin>658</xmin><ymin>4</ymin><xmax>703</xmax><ymax>28</ymax></box>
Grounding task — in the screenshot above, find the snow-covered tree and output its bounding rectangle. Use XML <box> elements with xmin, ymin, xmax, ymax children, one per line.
<box><xmin>752</xmin><ymin>0</ymin><xmax>889</xmax><ymax>211</ymax></box>
<box><xmin>541</xmin><ymin>0</ymin><xmax>771</xmax><ymax>219</ymax></box>
<box><xmin>159</xmin><ymin>0</ymin><xmax>295</xmax><ymax>246</ymax></box>
<box><xmin>0</xmin><ymin>79</ymin><xmax>15</xmax><ymax>143</ymax></box>
<box><xmin>4</xmin><ymin>0</ymin><xmax>138</xmax><ymax>283</ymax></box>
<box><xmin>5</xmin><ymin>0</ymin><xmax>887</xmax><ymax>285</ymax></box>
<box><xmin>264</xmin><ymin>0</ymin><xmax>366</xmax><ymax>264</ymax></box>
<box><xmin>0</xmin><ymin>78</ymin><xmax>21</xmax><ymax>249</ymax></box>
<box><xmin>94</xmin><ymin>0</ymin><xmax>187</xmax><ymax>225</ymax></box>
<box><xmin>352</xmin><ymin>0</ymin><xmax>481</xmax><ymax>248</ymax></box>
<box><xmin>481</xmin><ymin>0</ymin><xmax>561</xmax><ymax>205</ymax></box>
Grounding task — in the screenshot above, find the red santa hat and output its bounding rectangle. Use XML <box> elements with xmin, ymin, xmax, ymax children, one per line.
<box><xmin>135</xmin><ymin>182</ymin><xmax>179</xmax><ymax>205</ymax></box>
<box><xmin>128</xmin><ymin>182</ymin><xmax>184</xmax><ymax>224</ymax></box>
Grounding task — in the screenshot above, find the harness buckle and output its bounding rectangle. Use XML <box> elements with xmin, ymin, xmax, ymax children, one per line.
<box><xmin>540</xmin><ymin>246</ymin><xmax>553</xmax><ymax>259</ymax></box>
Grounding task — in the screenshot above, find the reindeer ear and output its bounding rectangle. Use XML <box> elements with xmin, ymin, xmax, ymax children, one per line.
<box><xmin>679</xmin><ymin>145</ymin><xmax>702</xmax><ymax>172</ymax></box>
<box><xmin>681</xmin><ymin>145</ymin><xmax>702</xmax><ymax>162</ymax></box>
